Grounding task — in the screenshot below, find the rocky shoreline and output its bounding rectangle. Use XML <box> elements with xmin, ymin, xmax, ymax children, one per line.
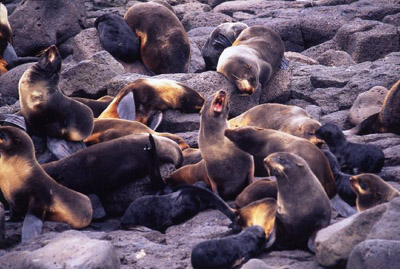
<box><xmin>1</xmin><ymin>0</ymin><xmax>400</xmax><ymax>268</ymax></box>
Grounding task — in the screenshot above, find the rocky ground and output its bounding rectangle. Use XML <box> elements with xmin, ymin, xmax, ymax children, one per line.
<box><xmin>1</xmin><ymin>0</ymin><xmax>400</xmax><ymax>268</ymax></box>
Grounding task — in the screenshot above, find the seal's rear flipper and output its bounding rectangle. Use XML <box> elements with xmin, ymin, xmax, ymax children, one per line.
<box><xmin>117</xmin><ymin>91</ymin><xmax>136</xmax><ymax>121</ymax></box>
<box><xmin>88</xmin><ymin>194</ymin><xmax>106</xmax><ymax>220</ymax></box>
<box><xmin>279</xmin><ymin>58</ymin><xmax>289</xmax><ymax>70</ymax></box>
<box><xmin>330</xmin><ymin>194</ymin><xmax>357</xmax><ymax>217</ymax></box>
<box><xmin>0</xmin><ymin>114</ymin><xmax>26</xmax><ymax>131</ymax></box>
<box><xmin>146</xmin><ymin>134</ymin><xmax>166</xmax><ymax>191</ymax></box>
<box><xmin>46</xmin><ymin>137</ymin><xmax>86</xmax><ymax>160</ymax></box>
<box><xmin>148</xmin><ymin>111</ymin><xmax>163</xmax><ymax>130</ymax></box>
<box><xmin>21</xmin><ymin>213</ymin><xmax>43</xmax><ymax>242</ymax></box>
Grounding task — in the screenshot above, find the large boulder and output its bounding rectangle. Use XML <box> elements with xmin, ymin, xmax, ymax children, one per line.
<box><xmin>367</xmin><ymin>197</ymin><xmax>400</xmax><ymax>240</ymax></box>
<box><xmin>9</xmin><ymin>0</ymin><xmax>87</xmax><ymax>56</ymax></box>
<box><xmin>59</xmin><ymin>51</ymin><xmax>125</xmax><ymax>97</ymax></box>
<box><xmin>72</xmin><ymin>28</ymin><xmax>103</xmax><ymax>62</ymax></box>
<box><xmin>315</xmin><ymin>203</ymin><xmax>388</xmax><ymax>267</ymax></box>
<box><xmin>181</xmin><ymin>11</ymin><xmax>235</xmax><ymax>32</ymax></box>
<box><xmin>0</xmin><ymin>63</ymin><xmax>33</xmax><ymax>103</ymax></box>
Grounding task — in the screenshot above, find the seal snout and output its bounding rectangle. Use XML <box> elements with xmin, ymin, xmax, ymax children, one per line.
<box><xmin>212</xmin><ymin>90</ymin><xmax>227</xmax><ymax>113</ymax></box>
<box><xmin>237</xmin><ymin>79</ymin><xmax>255</xmax><ymax>95</ymax></box>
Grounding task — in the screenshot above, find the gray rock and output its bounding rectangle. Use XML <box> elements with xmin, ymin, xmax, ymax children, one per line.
<box><xmin>0</xmin><ymin>100</ymin><xmax>20</xmax><ymax>115</ymax></box>
<box><xmin>181</xmin><ymin>11</ymin><xmax>235</xmax><ymax>32</ymax></box>
<box><xmin>284</xmin><ymin>52</ymin><xmax>319</xmax><ymax>66</ymax></box>
<box><xmin>347</xmin><ymin>133</ymin><xmax>400</xmax><ymax>151</ymax></box>
<box><xmin>158</xmin><ymin>110</ymin><xmax>200</xmax><ymax>133</ymax></box>
<box><xmin>200</xmin><ymin>0</ymin><xmax>231</xmax><ymax>8</ymax></box>
<box><xmin>93</xmin><ymin>0</ymin><xmax>128</xmax><ymax>8</ymax></box>
<box><xmin>174</xmin><ymin>2</ymin><xmax>212</xmax><ymax>20</ymax></box>
<box><xmin>0</xmin><ymin>63</ymin><xmax>33</xmax><ymax>102</ymax></box>
<box><xmin>349</xmin><ymin>86</ymin><xmax>388</xmax><ymax>125</ymax></box>
<box><xmin>9</xmin><ymin>0</ymin><xmax>87</xmax><ymax>56</ymax></box>
<box><xmin>347</xmin><ymin>239</ymin><xmax>400</xmax><ymax>269</ymax></box>
<box><xmin>316</xmin><ymin>49</ymin><xmax>356</xmax><ymax>67</ymax></box>
<box><xmin>315</xmin><ymin>203</ymin><xmax>388</xmax><ymax>267</ymax></box>
<box><xmin>18</xmin><ymin>230</ymin><xmax>120</xmax><ymax>269</ymax></box>
<box><xmin>260</xmin><ymin>68</ymin><xmax>291</xmax><ymax>104</ymax></box>
<box><xmin>335</xmin><ymin>19</ymin><xmax>399</xmax><ymax>63</ymax></box>
<box><xmin>104</xmin><ymin>73</ymin><xmax>149</xmax><ymax>96</ymax></box>
<box><xmin>189</xmin><ymin>40</ymin><xmax>206</xmax><ymax>73</ymax></box>
<box><xmin>174</xmin><ymin>131</ymin><xmax>199</xmax><ymax>148</ymax></box>
<box><xmin>380</xmin><ymin>166</ymin><xmax>400</xmax><ymax>183</ymax></box>
<box><xmin>302</xmin><ymin>40</ymin><xmax>339</xmax><ymax>60</ymax></box>
<box><xmin>367</xmin><ymin>197</ymin><xmax>400</xmax><ymax>240</ymax></box>
<box><xmin>60</xmin><ymin>51</ymin><xmax>125</xmax><ymax>97</ymax></box>
<box><xmin>383</xmin><ymin>13</ymin><xmax>400</xmax><ymax>27</ymax></box>
<box><xmin>258</xmin><ymin>250</ymin><xmax>322</xmax><ymax>269</ymax></box>
<box><xmin>242</xmin><ymin>259</ymin><xmax>274</xmax><ymax>269</ymax></box>
<box><xmin>72</xmin><ymin>28</ymin><xmax>103</xmax><ymax>62</ymax></box>
<box><xmin>187</xmin><ymin>26</ymin><xmax>214</xmax><ymax>50</ymax></box>
<box><xmin>321</xmin><ymin>110</ymin><xmax>352</xmax><ymax>130</ymax></box>
<box><xmin>0</xmin><ymin>202</ymin><xmax>4</xmax><ymax>248</ymax></box>
<box><xmin>118</xmin><ymin>60</ymin><xmax>154</xmax><ymax>76</ymax></box>
<box><xmin>383</xmin><ymin>145</ymin><xmax>400</xmax><ymax>166</ymax></box>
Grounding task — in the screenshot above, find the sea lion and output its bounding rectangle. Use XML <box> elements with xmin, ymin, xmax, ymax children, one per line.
<box><xmin>345</xmin><ymin>79</ymin><xmax>400</xmax><ymax>136</ymax></box>
<box><xmin>0</xmin><ymin>126</ymin><xmax>92</xmax><ymax>242</ymax></box>
<box><xmin>182</xmin><ymin>147</ymin><xmax>202</xmax><ymax>166</ymax></box>
<box><xmin>166</xmin><ymin>160</ymin><xmax>209</xmax><ymax>186</ymax></box>
<box><xmin>42</xmin><ymin>133</ymin><xmax>183</xmax><ymax>195</ymax></box>
<box><xmin>228</xmin><ymin>103</ymin><xmax>323</xmax><ymax>146</ymax></box>
<box><xmin>95</xmin><ymin>13</ymin><xmax>140</xmax><ymax>63</ymax></box>
<box><xmin>224</xmin><ymin>126</ymin><xmax>337</xmax><ymax>198</ymax></box>
<box><xmin>18</xmin><ymin>45</ymin><xmax>94</xmax><ymax>141</ymax></box>
<box><xmin>350</xmin><ymin>173</ymin><xmax>400</xmax><ymax>212</ymax></box>
<box><xmin>235</xmin><ymin>178</ymin><xmax>278</xmax><ymax>208</ymax></box>
<box><xmin>316</xmin><ymin>123</ymin><xmax>385</xmax><ymax>174</ymax></box>
<box><xmin>191</xmin><ymin>226</ymin><xmax>266</xmax><ymax>269</ymax></box>
<box><xmin>0</xmin><ymin>3</ymin><xmax>12</xmax><ymax>45</ymax></box>
<box><xmin>217</xmin><ymin>25</ymin><xmax>284</xmax><ymax>95</ymax></box>
<box><xmin>99</xmin><ymin>78</ymin><xmax>204</xmax><ymax>126</ymax></box>
<box><xmin>85</xmin><ymin>118</ymin><xmax>189</xmax><ymax>150</ymax></box>
<box><xmin>124</xmin><ymin>2</ymin><xmax>190</xmax><ymax>74</ymax></box>
<box><xmin>198</xmin><ymin>90</ymin><xmax>254</xmax><ymax>200</ymax></box>
<box><xmin>264</xmin><ymin>152</ymin><xmax>332</xmax><ymax>249</ymax></box>
<box><xmin>72</xmin><ymin>96</ymin><xmax>113</xmax><ymax>118</ymax></box>
<box><xmin>202</xmin><ymin>22</ymin><xmax>248</xmax><ymax>70</ymax></box>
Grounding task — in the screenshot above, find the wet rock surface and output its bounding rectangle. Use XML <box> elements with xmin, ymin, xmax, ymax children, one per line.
<box><xmin>1</xmin><ymin>0</ymin><xmax>400</xmax><ymax>268</ymax></box>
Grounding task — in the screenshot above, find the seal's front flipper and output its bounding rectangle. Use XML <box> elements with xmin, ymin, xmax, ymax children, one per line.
<box><xmin>148</xmin><ymin>111</ymin><xmax>163</xmax><ymax>130</ymax></box>
<box><xmin>146</xmin><ymin>134</ymin><xmax>165</xmax><ymax>191</ymax></box>
<box><xmin>330</xmin><ymin>194</ymin><xmax>357</xmax><ymax>217</ymax></box>
<box><xmin>279</xmin><ymin>58</ymin><xmax>289</xmax><ymax>70</ymax></box>
<box><xmin>46</xmin><ymin>137</ymin><xmax>86</xmax><ymax>160</ymax></box>
<box><xmin>0</xmin><ymin>114</ymin><xmax>27</xmax><ymax>131</ymax></box>
<box><xmin>21</xmin><ymin>213</ymin><xmax>43</xmax><ymax>242</ymax></box>
<box><xmin>117</xmin><ymin>91</ymin><xmax>136</xmax><ymax>121</ymax></box>
<box><xmin>2</xmin><ymin>43</ymin><xmax>17</xmax><ymax>65</ymax></box>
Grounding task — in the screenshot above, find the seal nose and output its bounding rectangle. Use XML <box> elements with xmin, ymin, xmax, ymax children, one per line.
<box><xmin>219</xmin><ymin>90</ymin><xmax>226</xmax><ymax>96</ymax></box>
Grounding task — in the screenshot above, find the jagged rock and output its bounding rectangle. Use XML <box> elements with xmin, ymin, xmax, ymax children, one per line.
<box><xmin>257</xmin><ymin>250</ymin><xmax>321</xmax><ymax>269</ymax></box>
<box><xmin>260</xmin><ymin>68</ymin><xmax>291</xmax><ymax>104</ymax></box>
<box><xmin>158</xmin><ymin>110</ymin><xmax>200</xmax><ymax>133</ymax></box>
<box><xmin>73</xmin><ymin>28</ymin><xmax>103</xmax><ymax>62</ymax></box>
<box><xmin>334</xmin><ymin>19</ymin><xmax>399</xmax><ymax>63</ymax></box>
<box><xmin>315</xmin><ymin>203</ymin><xmax>388</xmax><ymax>267</ymax></box>
<box><xmin>347</xmin><ymin>133</ymin><xmax>400</xmax><ymax>151</ymax></box>
<box><xmin>316</xmin><ymin>49</ymin><xmax>355</xmax><ymax>67</ymax></box>
<box><xmin>321</xmin><ymin>110</ymin><xmax>352</xmax><ymax>130</ymax></box>
<box><xmin>349</xmin><ymin>86</ymin><xmax>388</xmax><ymax>125</ymax></box>
<box><xmin>383</xmin><ymin>145</ymin><xmax>400</xmax><ymax>167</ymax></box>
<box><xmin>9</xmin><ymin>0</ymin><xmax>87</xmax><ymax>56</ymax></box>
<box><xmin>60</xmin><ymin>51</ymin><xmax>125</xmax><ymax>97</ymax></box>
<box><xmin>302</xmin><ymin>40</ymin><xmax>339</xmax><ymax>60</ymax></box>
<box><xmin>174</xmin><ymin>131</ymin><xmax>199</xmax><ymax>148</ymax></box>
<box><xmin>104</xmin><ymin>73</ymin><xmax>149</xmax><ymax>96</ymax></box>
<box><xmin>367</xmin><ymin>197</ymin><xmax>400</xmax><ymax>241</ymax></box>
<box><xmin>187</xmin><ymin>26</ymin><xmax>214</xmax><ymax>50</ymax></box>
<box><xmin>174</xmin><ymin>2</ymin><xmax>211</xmax><ymax>20</ymax></box>
<box><xmin>380</xmin><ymin>166</ymin><xmax>400</xmax><ymax>183</ymax></box>
<box><xmin>242</xmin><ymin>259</ymin><xmax>274</xmax><ymax>269</ymax></box>
<box><xmin>94</xmin><ymin>0</ymin><xmax>128</xmax><ymax>8</ymax></box>
<box><xmin>181</xmin><ymin>11</ymin><xmax>235</xmax><ymax>32</ymax></box>
<box><xmin>383</xmin><ymin>13</ymin><xmax>400</xmax><ymax>27</ymax></box>
<box><xmin>347</xmin><ymin>239</ymin><xmax>400</xmax><ymax>269</ymax></box>
<box><xmin>0</xmin><ymin>63</ymin><xmax>33</xmax><ymax>103</ymax></box>
<box><xmin>189</xmin><ymin>41</ymin><xmax>206</xmax><ymax>73</ymax></box>
<box><xmin>17</xmin><ymin>230</ymin><xmax>120</xmax><ymax>269</ymax></box>
<box><xmin>285</xmin><ymin>52</ymin><xmax>318</xmax><ymax>66</ymax></box>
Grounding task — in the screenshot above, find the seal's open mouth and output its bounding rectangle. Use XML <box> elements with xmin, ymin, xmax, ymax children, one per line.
<box><xmin>213</xmin><ymin>95</ymin><xmax>225</xmax><ymax>113</ymax></box>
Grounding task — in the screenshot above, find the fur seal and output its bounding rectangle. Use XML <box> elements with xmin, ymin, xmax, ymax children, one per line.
<box><xmin>198</xmin><ymin>90</ymin><xmax>254</xmax><ymax>199</ymax></box>
<box><xmin>202</xmin><ymin>22</ymin><xmax>248</xmax><ymax>71</ymax></box>
<box><xmin>217</xmin><ymin>25</ymin><xmax>284</xmax><ymax>95</ymax></box>
<box><xmin>345</xmin><ymin>79</ymin><xmax>400</xmax><ymax>136</ymax></box>
<box><xmin>0</xmin><ymin>3</ymin><xmax>12</xmax><ymax>45</ymax></box>
<box><xmin>166</xmin><ymin>160</ymin><xmax>209</xmax><ymax>186</ymax></box>
<box><xmin>350</xmin><ymin>173</ymin><xmax>400</xmax><ymax>212</ymax></box>
<box><xmin>85</xmin><ymin>118</ymin><xmax>189</xmax><ymax>150</ymax></box>
<box><xmin>0</xmin><ymin>126</ymin><xmax>92</xmax><ymax>242</ymax></box>
<box><xmin>224</xmin><ymin>126</ymin><xmax>337</xmax><ymax>198</ymax></box>
<box><xmin>264</xmin><ymin>152</ymin><xmax>332</xmax><ymax>249</ymax></box>
<box><xmin>99</xmin><ymin>78</ymin><xmax>204</xmax><ymax>126</ymax></box>
<box><xmin>228</xmin><ymin>103</ymin><xmax>323</xmax><ymax>146</ymax></box>
<box><xmin>42</xmin><ymin>133</ymin><xmax>183</xmax><ymax>195</ymax></box>
<box><xmin>95</xmin><ymin>13</ymin><xmax>140</xmax><ymax>63</ymax></box>
<box><xmin>191</xmin><ymin>225</ymin><xmax>266</xmax><ymax>269</ymax></box>
<box><xmin>182</xmin><ymin>147</ymin><xmax>202</xmax><ymax>166</ymax></box>
<box><xmin>316</xmin><ymin>123</ymin><xmax>385</xmax><ymax>174</ymax></box>
<box><xmin>72</xmin><ymin>96</ymin><xmax>113</xmax><ymax>118</ymax></box>
<box><xmin>18</xmin><ymin>45</ymin><xmax>94</xmax><ymax>141</ymax></box>
<box><xmin>235</xmin><ymin>178</ymin><xmax>278</xmax><ymax>208</ymax></box>
<box><xmin>124</xmin><ymin>2</ymin><xmax>190</xmax><ymax>74</ymax></box>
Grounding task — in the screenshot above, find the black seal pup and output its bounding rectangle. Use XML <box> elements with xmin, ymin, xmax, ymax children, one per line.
<box><xmin>316</xmin><ymin>123</ymin><xmax>385</xmax><ymax>174</ymax></box>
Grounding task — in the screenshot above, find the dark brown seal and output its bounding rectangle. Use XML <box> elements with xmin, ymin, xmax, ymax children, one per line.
<box><xmin>350</xmin><ymin>173</ymin><xmax>400</xmax><ymax>212</ymax></box>
<box><xmin>217</xmin><ymin>25</ymin><xmax>284</xmax><ymax>95</ymax></box>
<box><xmin>124</xmin><ymin>2</ymin><xmax>190</xmax><ymax>74</ymax></box>
<box><xmin>18</xmin><ymin>45</ymin><xmax>94</xmax><ymax>141</ymax></box>
<box><xmin>0</xmin><ymin>126</ymin><xmax>92</xmax><ymax>242</ymax></box>
<box><xmin>224</xmin><ymin>126</ymin><xmax>337</xmax><ymax>198</ymax></box>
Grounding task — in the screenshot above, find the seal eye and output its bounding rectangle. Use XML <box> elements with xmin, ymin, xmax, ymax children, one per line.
<box><xmin>359</xmin><ymin>181</ymin><xmax>368</xmax><ymax>190</ymax></box>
